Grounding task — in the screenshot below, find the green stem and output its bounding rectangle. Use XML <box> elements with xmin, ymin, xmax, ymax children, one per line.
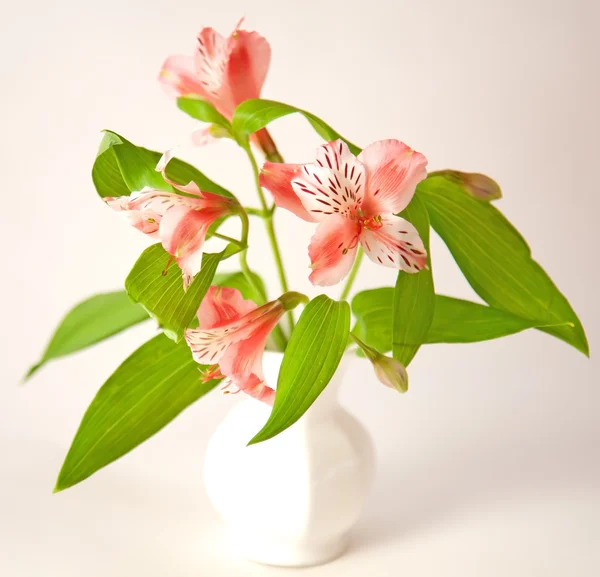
<box><xmin>211</xmin><ymin>231</ymin><xmax>244</xmax><ymax>247</ymax></box>
<box><xmin>237</xmin><ymin>209</ymin><xmax>288</xmax><ymax>351</ymax></box>
<box><xmin>245</xmin><ymin>207</ymin><xmax>269</xmax><ymax>218</ymax></box>
<box><xmin>244</xmin><ymin>145</ymin><xmax>295</xmax><ymax>332</ymax></box>
<box><xmin>340</xmin><ymin>247</ymin><xmax>364</xmax><ymax>301</ymax></box>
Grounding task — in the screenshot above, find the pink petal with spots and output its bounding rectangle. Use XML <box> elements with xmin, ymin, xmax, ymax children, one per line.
<box><xmin>185</xmin><ymin>294</ymin><xmax>285</xmax><ymax>405</ymax></box>
<box><xmin>186</xmin><ymin>300</ymin><xmax>283</xmax><ymax>365</ymax></box>
<box><xmin>104</xmin><ymin>187</ymin><xmax>206</xmax><ymax>239</ymax></box>
<box><xmin>192</xmin><ymin>27</ymin><xmax>235</xmax><ymax>117</ymax></box>
<box><xmin>159</xmin><ymin>55</ymin><xmax>206</xmax><ymax>98</ymax></box>
<box><xmin>308</xmin><ymin>214</ymin><xmax>361</xmax><ymax>286</ymax></box>
<box><xmin>292</xmin><ymin>140</ymin><xmax>366</xmax><ymax>222</ymax></box>
<box><xmin>360</xmin><ymin>215</ymin><xmax>427</xmax><ymax>273</ymax></box>
<box><xmin>217</xmin><ymin>312</ymin><xmax>281</xmax><ymax>405</ymax></box>
<box><xmin>358</xmin><ymin>140</ymin><xmax>428</xmax><ymax>216</ymax></box>
<box><xmin>260</xmin><ymin>162</ymin><xmax>317</xmax><ymax>222</ymax></box>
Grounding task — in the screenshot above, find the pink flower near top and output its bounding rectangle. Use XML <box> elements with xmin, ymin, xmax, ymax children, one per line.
<box><xmin>260</xmin><ymin>139</ymin><xmax>429</xmax><ymax>286</ymax></box>
<box><xmin>159</xmin><ymin>19</ymin><xmax>270</xmax><ymax>121</ymax></box>
<box><xmin>185</xmin><ymin>286</ymin><xmax>286</xmax><ymax>405</ymax></box>
<box><xmin>105</xmin><ymin>156</ymin><xmax>234</xmax><ymax>289</ymax></box>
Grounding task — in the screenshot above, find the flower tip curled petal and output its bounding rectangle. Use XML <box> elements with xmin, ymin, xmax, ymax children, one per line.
<box><xmin>442</xmin><ymin>170</ymin><xmax>502</xmax><ymax>201</ymax></box>
<box><xmin>260</xmin><ymin>162</ymin><xmax>317</xmax><ymax>222</ymax></box>
<box><xmin>223</xmin><ymin>373</ymin><xmax>276</xmax><ymax>406</ymax></box>
<box><xmin>372</xmin><ymin>354</ymin><xmax>409</xmax><ymax>393</ymax></box>
<box><xmin>358</xmin><ymin>139</ymin><xmax>428</xmax><ymax>216</ymax></box>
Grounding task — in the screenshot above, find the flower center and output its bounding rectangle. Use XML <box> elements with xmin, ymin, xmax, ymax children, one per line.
<box><xmin>360</xmin><ymin>214</ymin><xmax>383</xmax><ymax>231</ymax></box>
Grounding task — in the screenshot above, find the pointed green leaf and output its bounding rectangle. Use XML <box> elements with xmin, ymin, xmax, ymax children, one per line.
<box><xmin>249</xmin><ymin>295</ymin><xmax>350</xmax><ymax>445</ymax></box>
<box><xmin>418</xmin><ymin>174</ymin><xmax>588</xmax><ymax>355</ymax></box>
<box><xmin>125</xmin><ymin>244</ymin><xmax>223</xmax><ymax>342</ymax></box>
<box><xmin>354</xmin><ymin>289</ymin><xmax>569</xmax><ymax>350</ymax></box>
<box><xmin>177</xmin><ymin>96</ymin><xmax>231</xmax><ymax>129</ymax></box>
<box><xmin>25</xmin><ymin>291</ymin><xmax>149</xmax><ymax>380</ymax></box>
<box><xmin>392</xmin><ymin>195</ymin><xmax>435</xmax><ymax>366</ymax></box>
<box><xmin>426</xmin><ymin>296</ymin><xmax>550</xmax><ymax>343</ymax></box>
<box><xmin>232</xmin><ymin>99</ymin><xmax>361</xmax><ymax>155</ymax></box>
<box><xmin>98</xmin><ymin>131</ymin><xmax>166</xmax><ymax>192</ymax></box>
<box><xmin>54</xmin><ymin>334</ymin><xmax>219</xmax><ymax>492</ymax></box>
<box><xmin>92</xmin><ymin>131</ymin><xmax>233</xmax><ymax>198</ymax></box>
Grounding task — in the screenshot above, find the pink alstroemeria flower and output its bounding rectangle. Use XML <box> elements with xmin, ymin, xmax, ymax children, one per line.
<box><xmin>185</xmin><ymin>286</ymin><xmax>286</xmax><ymax>405</ymax></box>
<box><xmin>260</xmin><ymin>139</ymin><xmax>429</xmax><ymax>286</ymax></box>
<box><xmin>105</xmin><ymin>157</ymin><xmax>234</xmax><ymax>288</ymax></box>
<box><xmin>159</xmin><ymin>19</ymin><xmax>277</xmax><ymax>155</ymax></box>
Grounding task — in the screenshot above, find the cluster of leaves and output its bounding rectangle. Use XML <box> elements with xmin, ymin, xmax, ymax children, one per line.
<box><xmin>27</xmin><ymin>99</ymin><xmax>587</xmax><ymax>492</ymax></box>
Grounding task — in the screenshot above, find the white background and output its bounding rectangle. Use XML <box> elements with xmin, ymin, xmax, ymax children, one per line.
<box><xmin>2</xmin><ymin>0</ymin><xmax>599</xmax><ymax>575</ymax></box>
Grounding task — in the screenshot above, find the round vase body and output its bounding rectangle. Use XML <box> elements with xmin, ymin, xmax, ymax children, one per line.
<box><xmin>203</xmin><ymin>352</ymin><xmax>376</xmax><ymax>567</ymax></box>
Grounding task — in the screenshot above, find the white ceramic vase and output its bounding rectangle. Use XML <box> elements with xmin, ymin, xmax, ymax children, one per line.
<box><xmin>203</xmin><ymin>351</ymin><xmax>376</xmax><ymax>567</ymax></box>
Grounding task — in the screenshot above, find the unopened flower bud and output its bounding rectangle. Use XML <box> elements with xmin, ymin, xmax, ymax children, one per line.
<box><xmin>372</xmin><ymin>354</ymin><xmax>409</xmax><ymax>393</ymax></box>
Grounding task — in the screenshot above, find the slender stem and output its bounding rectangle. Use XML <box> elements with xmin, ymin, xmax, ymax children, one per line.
<box><xmin>243</xmin><ymin>145</ymin><xmax>295</xmax><ymax>332</ymax></box>
<box><xmin>245</xmin><ymin>207</ymin><xmax>269</xmax><ymax>218</ymax></box>
<box><xmin>237</xmin><ymin>209</ymin><xmax>288</xmax><ymax>351</ymax></box>
<box><xmin>211</xmin><ymin>231</ymin><xmax>244</xmax><ymax>247</ymax></box>
<box><xmin>340</xmin><ymin>247</ymin><xmax>364</xmax><ymax>301</ymax></box>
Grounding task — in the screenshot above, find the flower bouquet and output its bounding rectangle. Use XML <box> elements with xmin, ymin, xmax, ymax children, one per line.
<box><xmin>26</xmin><ymin>18</ymin><xmax>588</xmax><ymax>566</ymax></box>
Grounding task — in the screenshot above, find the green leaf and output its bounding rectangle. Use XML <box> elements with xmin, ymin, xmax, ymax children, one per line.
<box><xmin>232</xmin><ymin>99</ymin><xmax>361</xmax><ymax>155</ymax></box>
<box><xmin>354</xmin><ymin>289</ymin><xmax>568</xmax><ymax>350</ymax></box>
<box><xmin>125</xmin><ymin>244</ymin><xmax>223</xmax><ymax>342</ymax></box>
<box><xmin>352</xmin><ymin>288</ymin><xmax>395</xmax><ymax>353</ymax></box>
<box><xmin>426</xmin><ymin>296</ymin><xmax>545</xmax><ymax>343</ymax></box>
<box><xmin>249</xmin><ymin>295</ymin><xmax>350</xmax><ymax>445</ymax></box>
<box><xmin>213</xmin><ymin>270</ymin><xmax>266</xmax><ymax>304</ymax></box>
<box><xmin>92</xmin><ymin>131</ymin><xmax>233</xmax><ymax>198</ymax></box>
<box><xmin>392</xmin><ymin>195</ymin><xmax>435</xmax><ymax>366</ymax></box>
<box><xmin>98</xmin><ymin>131</ymin><xmax>167</xmax><ymax>192</ymax></box>
<box><xmin>25</xmin><ymin>291</ymin><xmax>149</xmax><ymax>380</ymax></box>
<box><xmin>418</xmin><ymin>174</ymin><xmax>588</xmax><ymax>355</ymax></box>
<box><xmin>177</xmin><ymin>96</ymin><xmax>231</xmax><ymax>129</ymax></box>
<box><xmin>54</xmin><ymin>334</ymin><xmax>219</xmax><ymax>492</ymax></box>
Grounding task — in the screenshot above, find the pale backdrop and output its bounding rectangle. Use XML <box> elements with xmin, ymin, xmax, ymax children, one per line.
<box><xmin>1</xmin><ymin>0</ymin><xmax>599</xmax><ymax>575</ymax></box>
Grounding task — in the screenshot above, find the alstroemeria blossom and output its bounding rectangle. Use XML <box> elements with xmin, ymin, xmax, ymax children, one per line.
<box><xmin>105</xmin><ymin>158</ymin><xmax>234</xmax><ymax>288</ymax></box>
<box><xmin>260</xmin><ymin>139</ymin><xmax>429</xmax><ymax>286</ymax></box>
<box><xmin>159</xmin><ymin>20</ymin><xmax>270</xmax><ymax>121</ymax></box>
<box><xmin>185</xmin><ymin>286</ymin><xmax>286</xmax><ymax>404</ymax></box>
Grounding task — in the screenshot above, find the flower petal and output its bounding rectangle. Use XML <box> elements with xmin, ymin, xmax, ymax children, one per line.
<box><xmin>358</xmin><ymin>140</ymin><xmax>428</xmax><ymax>216</ymax></box>
<box><xmin>260</xmin><ymin>162</ymin><xmax>317</xmax><ymax>222</ymax></box>
<box><xmin>186</xmin><ymin>300</ymin><xmax>283</xmax><ymax>365</ymax></box>
<box><xmin>156</xmin><ymin>150</ymin><xmax>234</xmax><ymax>208</ymax></box>
<box><xmin>159</xmin><ymin>55</ymin><xmax>206</xmax><ymax>98</ymax></box>
<box><xmin>223</xmin><ymin>29</ymin><xmax>270</xmax><ymax>113</ymax></box>
<box><xmin>159</xmin><ymin>205</ymin><xmax>226</xmax><ymax>288</ymax></box>
<box><xmin>292</xmin><ymin>140</ymin><xmax>366</xmax><ymax>222</ymax></box>
<box><xmin>217</xmin><ymin>308</ymin><xmax>282</xmax><ymax>405</ymax></box>
<box><xmin>105</xmin><ymin>187</ymin><xmax>205</xmax><ymax>238</ymax></box>
<box><xmin>308</xmin><ymin>214</ymin><xmax>361</xmax><ymax>286</ymax></box>
<box><xmin>198</xmin><ymin>286</ymin><xmax>257</xmax><ymax>330</ymax></box>
<box><xmin>360</xmin><ymin>214</ymin><xmax>427</xmax><ymax>273</ymax></box>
